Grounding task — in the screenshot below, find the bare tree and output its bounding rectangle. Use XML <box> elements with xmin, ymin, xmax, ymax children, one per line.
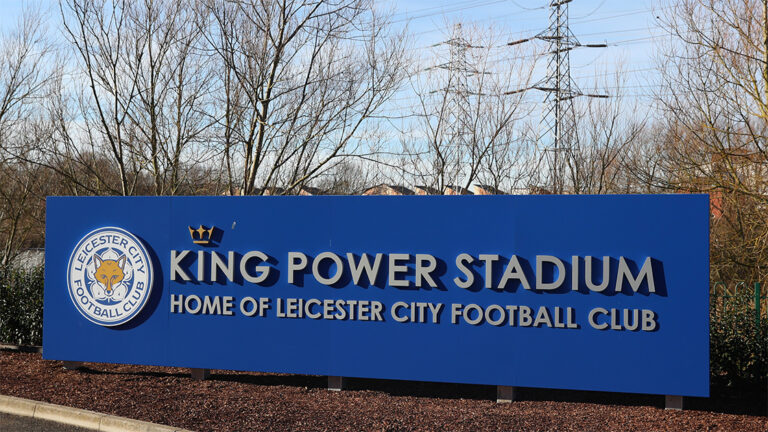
<box><xmin>652</xmin><ymin>0</ymin><xmax>768</xmax><ymax>282</ymax></box>
<box><xmin>0</xmin><ymin>6</ymin><xmax>54</xmax><ymax>161</ymax></box>
<box><xmin>312</xmin><ymin>159</ymin><xmax>380</xmax><ymax>194</ymax></box>
<box><xmin>125</xmin><ymin>0</ymin><xmax>216</xmax><ymax>195</ymax></box>
<box><xmin>0</xmin><ymin>6</ymin><xmax>57</xmax><ymax>266</ymax></box>
<box><xmin>564</xmin><ymin>67</ymin><xmax>647</xmax><ymax>194</ymax></box>
<box><xmin>401</xmin><ymin>22</ymin><xmax>539</xmax><ymax>194</ymax></box>
<box><xmin>56</xmin><ymin>0</ymin><xmax>215</xmax><ymax>196</ymax></box>
<box><xmin>204</xmin><ymin>0</ymin><xmax>408</xmax><ymax>195</ymax></box>
<box><xmin>58</xmin><ymin>0</ymin><xmax>142</xmax><ymax>195</ymax></box>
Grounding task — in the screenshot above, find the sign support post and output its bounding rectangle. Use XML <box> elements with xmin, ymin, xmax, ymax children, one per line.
<box><xmin>496</xmin><ymin>386</ymin><xmax>517</xmax><ymax>403</ymax></box>
<box><xmin>190</xmin><ymin>368</ymin><xmax>210</xmax><ymax>381</ymax></box>
<box><xmin>328</xmin><ymin>376</ymin><xmax>346</xmax><ymax>391</ymax></box>
<box><xmin>62</xmin><ymin>361</ymin><xmax>82</xmax><ymax>370</ymax></box>
<box><xmin>665</xmin><ymin>395</ymin><xmax>683</xmax><ymax>410</ymax></box>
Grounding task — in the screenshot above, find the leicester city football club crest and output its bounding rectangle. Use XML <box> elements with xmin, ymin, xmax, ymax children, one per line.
<box><xmin>67</xmin><ymin>227</ymin><xmax>153</xmax><ymax>326</ymax></box>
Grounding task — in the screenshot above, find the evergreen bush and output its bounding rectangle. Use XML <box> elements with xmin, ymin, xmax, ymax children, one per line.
<box><xmin>0</xmin><ymin>265</ymin><xmax>44</xmax><ymax>346</ymax></box>
<box><xmin>710</xmin><ymin>287</ymin><xmax>768</xmax><ymax>389</ymax></box>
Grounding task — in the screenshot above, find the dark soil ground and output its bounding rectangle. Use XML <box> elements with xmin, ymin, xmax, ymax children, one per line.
<box><xmin>1</xmin><ymin>349</ymin><xmax>767</xmax><ymax>431</ymax></box>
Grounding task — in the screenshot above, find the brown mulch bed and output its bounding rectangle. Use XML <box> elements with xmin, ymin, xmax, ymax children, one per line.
<box><xmin>1</xmin><ymin>350</ymin><xmax>767</xmax><ymax>431</ymax></box>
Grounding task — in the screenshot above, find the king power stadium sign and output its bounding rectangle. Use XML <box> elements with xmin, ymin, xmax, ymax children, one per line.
<box><xmin>43</xmin><ymin>195</ymin><xmax>710</xmax><ymax>397</ymax></box>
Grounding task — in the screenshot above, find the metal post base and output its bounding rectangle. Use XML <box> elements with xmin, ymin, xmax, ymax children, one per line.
<box><xmin>190</xmin><ymin>368</ymin><xmax>210</xmax><ymax>381</ymax></box>
<box><xmin>62</xmin><ymin>361</ymin><xmax>83</xmax><ymax>370</ymax></box>
<box><xmin>496</xmin><ymin>385</ymin><xmax>517</xmax><ymax>403</ymax></box>
<box><xmin>328</xmin><ymin>376</ymin><xmax>346</xmax><ymax>391</ymax></box>
<box><xmin>665</xmin><ymin>395</ymin><xmax>683</xmax><ymax>410</ymax></box>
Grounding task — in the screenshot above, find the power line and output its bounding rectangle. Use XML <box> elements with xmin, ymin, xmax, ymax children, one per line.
<box><xmin>392</xmin><ymin>0</ymin><xmax>515</xmax><ymax>24</ymax></box>
<box><xmin>572</xmin><ymin>66</ymin><xmax>658</xmax><ymax>79</ymax></box>
<box><xmin>571</xmin><ymin>0</ymin><xmax>608</xmax><ymax>19</ymax></box>
<box><xmin>390</xmin><ymin>0</ymin><xmax>502</xmax><ymax>19</ymax></box>
<box><xmin>405</xmin><ymin>4</ymin><xmax>669</xmax><ymax>52</ymax></box>
<box><xmin>571</xmin><ymin>5</ymin><xmax>675</xmax><ymax>25</ymax></box>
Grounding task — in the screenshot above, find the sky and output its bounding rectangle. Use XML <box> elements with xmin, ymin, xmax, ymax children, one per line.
<box><xmin>0</xmin><ymin>0</ymin><xmax>667</xmax><ymax>118</ymax></box>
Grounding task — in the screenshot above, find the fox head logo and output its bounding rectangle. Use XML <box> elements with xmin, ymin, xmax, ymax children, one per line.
<box><xmin>94</xmin><ymin>254</ymin><xmax>126</xmax><ymax>296</ymax></box>
<box><xmin>88</xmin><ymin>250</ymin><xmax>133</xmax><ymax>302</ymax></box>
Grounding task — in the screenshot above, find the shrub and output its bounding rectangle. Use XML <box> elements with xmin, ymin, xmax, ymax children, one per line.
<box><xmin>0</xmin><ymin>265</ymin><xmax>44</xmax><ymax>346</ymax></box>
<box><xmin>710</xmin><ymin>285</ymin><xmax>768</xmax><ymax>389</ymax></box>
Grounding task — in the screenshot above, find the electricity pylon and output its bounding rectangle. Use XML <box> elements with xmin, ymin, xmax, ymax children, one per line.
<box><xmin>507</xmin><ymin>0</ymin><xmax>607</xmax><ymax>193</ymax></box>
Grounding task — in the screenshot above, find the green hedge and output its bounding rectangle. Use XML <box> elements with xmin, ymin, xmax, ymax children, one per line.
<box><xmin>0</xmin><ymin>265</ymin><xmax>44</xmax><ymax>346</ymax></box>
<box><xmin>710</xmin><ymin>288</ymin><xmax>768</xmax><ymax>389</ymax></box>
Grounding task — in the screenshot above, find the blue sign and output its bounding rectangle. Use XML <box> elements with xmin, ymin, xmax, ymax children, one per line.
<box><xmin>43</xmin><ymin>195</ymin><xmax>710</xmax><ymax>397</ymax></box>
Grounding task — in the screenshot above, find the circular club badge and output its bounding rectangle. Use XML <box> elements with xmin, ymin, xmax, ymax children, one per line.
<box><xmin>67</xmin><ymin>227</ymin><xmax>153</xmax><ymax>326</ymax></box>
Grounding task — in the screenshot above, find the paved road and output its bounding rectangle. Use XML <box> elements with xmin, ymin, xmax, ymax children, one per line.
<box><xmin>0</xmin><ymin>412</ymin><xmax>93</xmax><ymax>432</ymax></box>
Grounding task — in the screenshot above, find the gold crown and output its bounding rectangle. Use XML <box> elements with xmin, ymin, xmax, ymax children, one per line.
<box><xmin>189</xmin><ymin>225</ymin><xmax>215</xmax><ymax>245</ymax></box>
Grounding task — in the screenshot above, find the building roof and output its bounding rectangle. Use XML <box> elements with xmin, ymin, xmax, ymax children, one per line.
<box><xmin>298</xmin><ymin>185</ymin><xmax>325</xmax><ymax>196</ymax></box>
<box><xmin>444</xmin><ymin>185</ymin><xmax>473</xmax><ymax>195</ymax></box>
<box><xmin>413</xmin><ymin>185</ymin><xmax>441</xmax><ymax>195</ymax></box>
<box><xmin>471</xmin><ymin>184</ymin><xmax>506</xmax><ymax>195</ymax></box>
<box><xmin>362</xmin><ymin>184</ymin><xmax>415</xmax><ymax>195</ymax></box>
